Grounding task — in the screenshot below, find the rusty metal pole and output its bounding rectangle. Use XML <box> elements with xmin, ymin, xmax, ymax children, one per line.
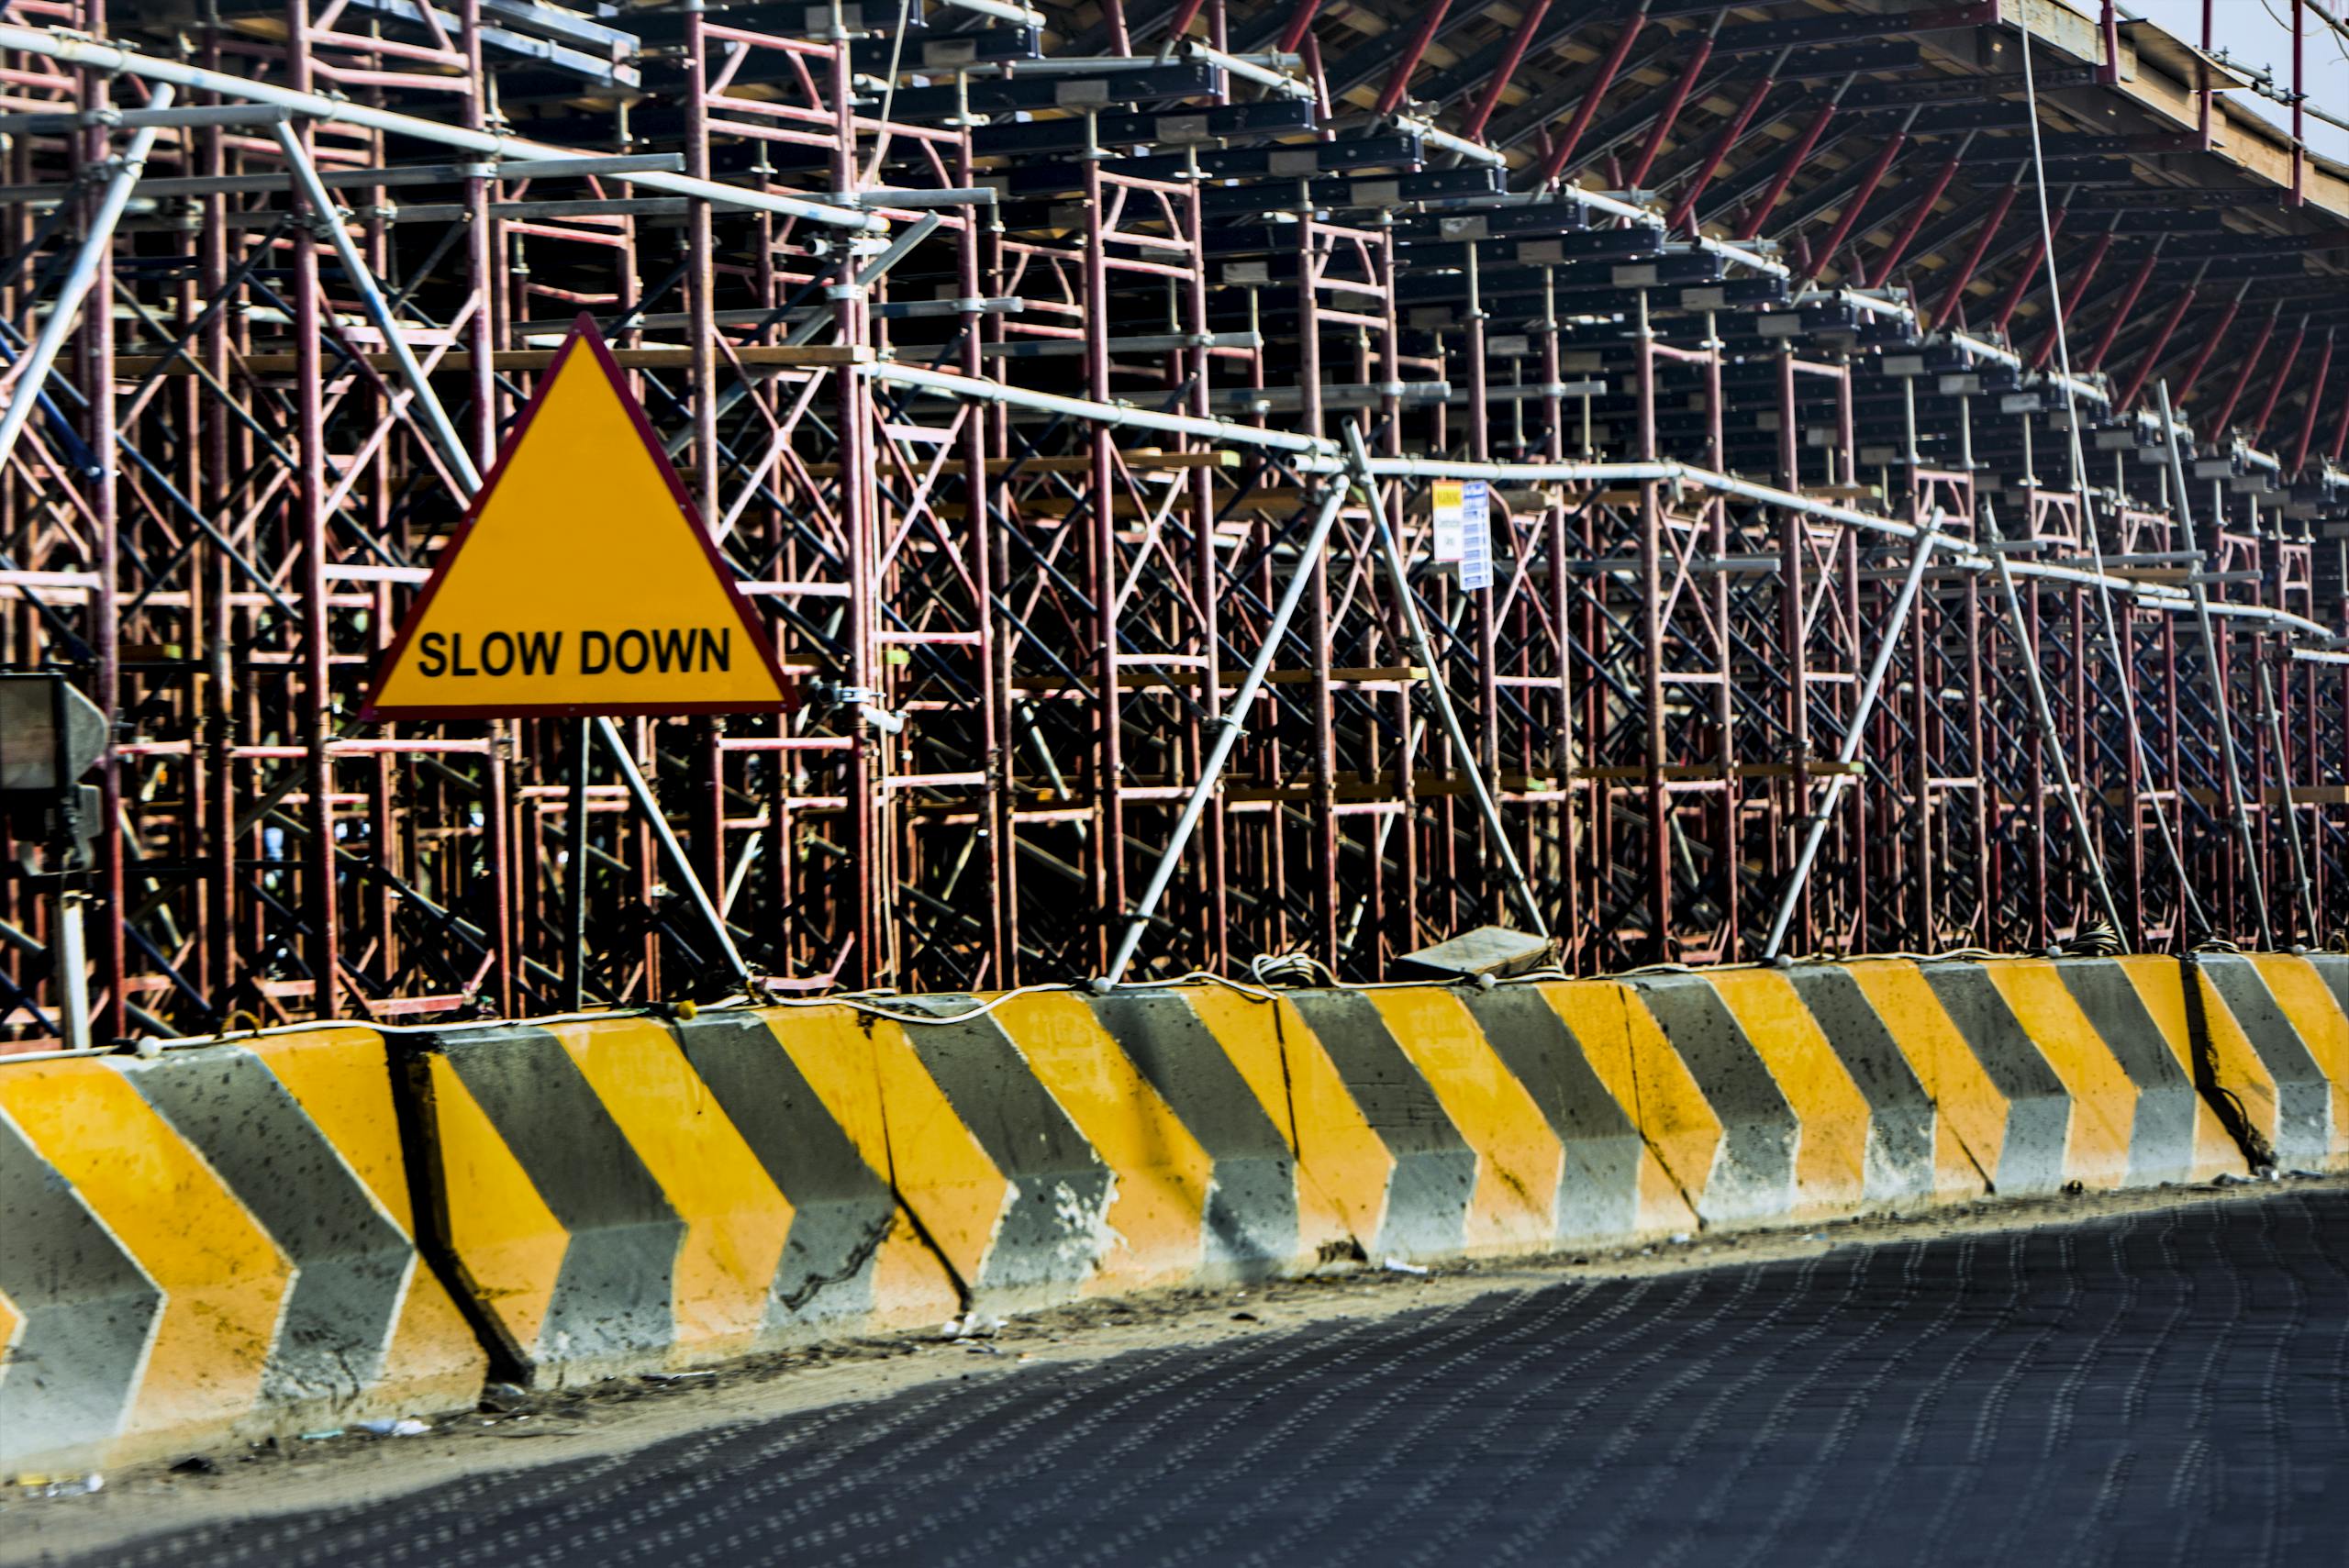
<box><xmin>1540</xmin><ymin>4</ymin><xmax>1649</xmax><ymax>186</ymax></box>
<box><xmin>684</xmin><ymin>0</ymin><xmax>728</xmax><ymax>909</ymax></box>
<box><xmin>830</xmin><ymin>8</ymin><xmax>884</xmax><ymax>986</ymax></box>
<box><xmin>1637</xmin><ymin>291</ymin><xmax>1670</xmax><ymax>959</ymax></box>
<box><xmin>2157</xmin><ymin>381</ymin><xmax>2275</xmax><ymax>950</ymax></box>
<box><xmin>287</xmin><ymin>0</ymin><xmax>340</xmax><ymax>1020</ymax></box>
<box><xmin>1083</xmin><ymin>113</ymin><xmax>1125</xmax><ymax>976</ymax></box>
<box><xmin>1776</xmin><ymin>347</ymin><xmax>1811</xmax><ymax>953</ymax></box>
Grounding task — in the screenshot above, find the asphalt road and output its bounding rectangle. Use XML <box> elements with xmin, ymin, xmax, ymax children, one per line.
<box><xmin>61</xmin><ymin>1186</ymin><xmax>2349</xmax><ymax>1567</ymax></box>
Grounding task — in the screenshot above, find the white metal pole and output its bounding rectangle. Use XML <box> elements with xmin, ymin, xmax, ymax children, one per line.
<box><xmin>273</xmin><ymin>121</ymin><xmax>484</xmax><ymax>493</ymax></box>
<box><xmin>597</xmin><ymin>717</ymin><xmax>755</xmax><ymax>988</ymax></box>
<box><xmin>0</xmin><ymin>83</ymin><xmax>173</xmax><ymax>473</ymax></box>
<box><xmin>55</xmin><ymin>891</ymin><xmax>91</xmax><ymax>1052</ymax></box>
<box><xmin>1983</xmin><ymin>501</ymin><xmax>2131</xmax><ymax>943</ymax></box>
<box><xmin>1347</xmin><ymin>423</ymin><xmax>1550</xmax><ymax>940</ymax></box>
<box><xmin>0</xmin><ymin>25</ymin><xmax>882</xmax><ymax>232</ymax></box>
<box><xmin>1760</xmin><ymin>512</ymin><xmax>1948</xmax><ymax>961</ymax></box>
<box><xmin>1102</xmin><ymin>473</ymin><xmax>1357</xmax><ymax>987</ymax></box>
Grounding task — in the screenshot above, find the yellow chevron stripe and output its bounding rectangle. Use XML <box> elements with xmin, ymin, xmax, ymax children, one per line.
<box><xmin>1842</xmin><ymin>962</ymin><xmax>1998</xmax><ymax>1198</ymax></box>
<box><xmin>1538</xmin><ymin>981</ymin><xmax>1718</xmax><ymax>1219</ymax></box>
<box><xmin>0</xmin><ymin>1062</ymin><xmax>286</xmax><ymax>1440</ymax></box>
<box><xmin>1248</xmin><ymin>993</ymin><xmax>1397</xmax><ymax>1254</ymax></box>
<box><xmin>2111</xmin><ymin>957</ymin><xmax>2247</xmax><ymax>1182</ymax></box>
<box><xmin>2250</xmin><ymin>956</ymin><xmax>2349</xmax><ymax>1165</ymax></box>
<box><xmin>748</xmin><ymin>1009</ymin><xmax>961</xmax><ymax>1329</ymax></box>
<box><xmin>993</xmin><ymin>992</ymin><xmax>1215</xmax><ymax>1293</ymax></box>
<box><xmin>1704</xmin><ymin>970</ymin><xmax>1871</xmax><ymax>1216</ymax></box>
<box><xmin>1183</xmin><ymin>988</ymin><xmax>1363</xmax><ymax>1259</ymax></box>
<box><xmin>258</xmin><ymin>1029</ymin><xmax>421</xmax><ymax>1229</ymax></box>
<box><xmin>425</xmin><ymin>1053</ymin><xmax>565</xmax><ymax>1358</ymax></box>
<box><xmin>865</xmin><ymin>1013</ymin><xmax>1012</xmax><ymax>1294</ymax></box>
<box><xmin>1976</xmin><ymin>961</ymin><xmax>2137</xmax><ymax>1188</ymax></box>
<box><xmin>0</xmin><ymin>1283</ymin><xmax>21</xmax><ymax>1378</ymax></box>
<box><xmin>554</xmin><ymin>1018</ymin><xmax>793</xmax><ymax>1362</ymax></box>
<box><xmin>255</xmin><ymin>1030</ymin><xmax>485</xmax><ymax>1403</ymax></box>
<box><xmin>1366</xmin><ymin>987</ymin><xmax>1562</xmax><ymax>1253</ymax></box>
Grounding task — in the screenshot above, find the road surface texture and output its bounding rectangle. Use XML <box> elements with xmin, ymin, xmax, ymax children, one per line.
<box><xmin>19</xmin><ymin>1183</ymin><xmax>2347</xmax><ymax>1567</ymax></box>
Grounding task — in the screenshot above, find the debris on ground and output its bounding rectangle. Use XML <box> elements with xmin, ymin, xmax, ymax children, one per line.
<box><xmin>478</xmin><ymin>1383</ymin><xmax>529</xmax><ymax>1415</ymax></box>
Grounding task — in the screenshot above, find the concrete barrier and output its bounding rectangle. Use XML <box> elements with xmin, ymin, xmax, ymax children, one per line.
<box><xmin>1277</xmin><ymin>981</ymin><xmax>1704</xmax><ymax>1260</ymax></box>
<box><xmin>1629</xmin><ymin>968</ymin><xmax>1875</xmax><ymax>1223</ymax></box>
<box><xmin>1824</xmin><ymin>957</ymin><xmax>2247</xmax><ymax>1198</ymax></box>
<box><xmin>1</xmin><ymin>950</ymin><xmax>2330</xmax><ymax>1453</ymax></box>
<box><xmin>1087</xmin><ymin>986</ymin><xmax>1358</xmax><ymax>1278</ymax></box>
<box><xmin>2190</xmin><ymin>953</ymin><xmax>2349</xmax><ymax>1173</ymax></box>
<box><xmin>872</xmin><ymin>988</ymin><xmax>1355</xmax><ymax>1311</ymax></box>
<box><xmin>0</xmin><ymin>1029</ymin><xmax>484</xmax><ymax>1477</ymax></box>
<box><xmin>400</xmin><ymin>1014</ymin><xmax>957</xmax><ymax>1386</ymax></box>
<box><xmin>2049</xmin><ymin>955</ymin><xmax>2246</xmax><ymax>1187</ymax></box>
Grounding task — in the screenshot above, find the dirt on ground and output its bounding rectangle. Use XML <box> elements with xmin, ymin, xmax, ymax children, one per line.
<box><xmin>5</xmin><ymin>1172</ymin><xmax>2340</xmax><ymax>1566</ymax></box>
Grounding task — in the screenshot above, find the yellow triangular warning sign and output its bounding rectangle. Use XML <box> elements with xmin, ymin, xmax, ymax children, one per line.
<box><xmin>362</xmin><ymin>316</ymin><xmax>792</xmax><ymax>721</ymax></box>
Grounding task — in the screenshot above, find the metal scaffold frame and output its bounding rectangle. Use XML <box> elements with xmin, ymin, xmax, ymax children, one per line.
<box><xmin>1</xmin><ymin>0</ymin><xmax>2344</xmax><ymax>1043</ymax></box>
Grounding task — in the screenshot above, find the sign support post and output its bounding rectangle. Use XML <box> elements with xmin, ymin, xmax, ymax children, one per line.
<box><xmin>363</xmin><ymin>315</ymin><xmax>791</xmax><ymax>1001</ymax></box>
<box><xmin>566</xmin><ymin>717</ymin><xmax>592</xmax><ymax>1011</ymax></box>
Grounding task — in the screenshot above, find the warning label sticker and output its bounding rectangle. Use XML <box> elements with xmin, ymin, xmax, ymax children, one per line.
<box><xmin>362</xmin><ymin>316</ymin><xmax>792</xmax><ymax>720</ymax></box>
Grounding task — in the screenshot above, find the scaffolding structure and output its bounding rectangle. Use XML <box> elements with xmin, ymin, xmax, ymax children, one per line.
<box><xmin>1</xmin><ymin>0</ymin><xmax>2345</xmax><ymax>1040</ymax></box>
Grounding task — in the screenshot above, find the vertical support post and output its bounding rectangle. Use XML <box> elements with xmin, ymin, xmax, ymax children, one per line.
<box><xmin>57</xmin><ymin>892</ymin><xmax>92</xmax><ymax>1051</ymax></box>
<box><xmin>2291</xmin><ymin>0</ymin><xmax>2306</xmax><ymax>205</ymax></box>
<box><xmin>2257</xmin><ymin>655</ymin><xmax>2319</xmax><ymax>942</ymax></box>
<box><xmin>682</xmin><ymin>0</ymin><xmax>728</xmax><ymax>919</ymax></box>
<box><xmin>1776</xmin><ymin>346</ymin><xmax>1810</xmax><ymax>953</ymax></box>
<box><xmin>829</xmin><ymin>13</ymin><xmax>883</xmax><ymax>986</ymax></box>
<box><xmin>1083</xmin><ymin>113</ymin><xmax>1124</xmax><ymax>975</ymax></box>
<box><xmin>286</xmin><ymin>2</ymin><xmax>339</xmax><ymax>1020</ymax></box>
<box><xmin>1637</xmin><ymin>292</ymin><xmax>1669</xmax><ymax>960</ymax></box>
<box><xmin>2157</xmin><ymin>383</ymin><xmax>2275</xmax><ymax>950</ymax></box>
<box><xmin>566</xmin><ymin>717</ymin><xmax>591</xmax><ymax>1011</ymax></box>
